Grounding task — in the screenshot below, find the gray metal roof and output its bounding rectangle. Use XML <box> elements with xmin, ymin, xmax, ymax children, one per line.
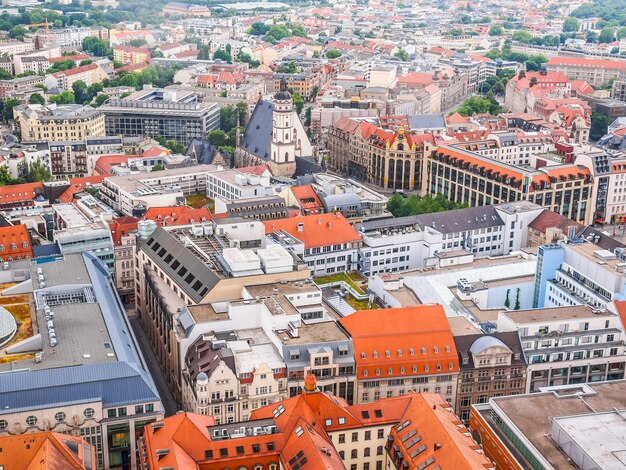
<box><xmin>240</xmin><ymin>100</ymin><xmax>273</xmax><ymax>161</ymax></box>
<box><xmin>0</xmin><ymin>362</ymin><xmax>159</xmax><ymax>414</ymax></box>
<box><xmin>142</xmin><ymin>228</ymin><xmax>219</xmax><ymax>303</ymax></box>
<box><xmin>469</xmin><ymin>335</ymin><xmax>509</xmax><ymax>356</ymax></box>
<box><xmin>322</xmin><ymin>193</ymin><xmax>362</xmax><ymax>210</ymax></box>
<box><xmin>408</xmin><ymin>114</ymin><xmax>446</xmax><ymax>130</ymax></box>
<box><xmin>415</xmin><ymin>206</ymin><xmax>504</xmax><ymax>234</ymax></box>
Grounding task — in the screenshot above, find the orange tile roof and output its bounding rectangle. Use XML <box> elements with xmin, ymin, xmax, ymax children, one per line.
<box><xmin>0</xmin><ymin>182</ymin><xmax>44</xmax><ymax>205</ymax></box>
<box><xmin>0</xmin><ymin>431</ymin><xmax>94</xmax><ymax>469</ymax></box>
<box><xmin>94</xmin><ymin>154</ymin><xmax>129</xmax><ymax>175</ymax></box>
<box><xmin>109</xmin><ymin>216</ymin><xmax>139</xmax><ymax>245</ymax></box>
<box><xmin>264</xmin><ymin>212</ymin><xmax>361</xmax><ymax>249</ymax></box>
<box><xmin>69</xmin><ymin>175</ymin><xmax>106</xmax><ymax>188</ymax></box>
<box><xmin>339</xmin><ymin>305</ymin><xmax>459</xmax><ymax>379</ymax></box>
<box><xmin>236</xmin><ymin>164</ymin><xmax>272</xmax><ymax>176</ymax></box>
<box><xmin>57</xmin><ymin>184</ymin><xmax>82</xmax><ymax>204</ymax></box>
<box><xmin>0</xmin><ymin>224</ymin><xmax>32</xmax><ymax>260</ymax></box>
<box><xmin>142</xmin><ymin>206</ymin><xmax>212</xmax><ymax>226</ymax></box>
<box><xmin>142</xmin><ymin>145</ymin><xmax>170</xmax><ymax>157</ymax></box>
<box><xmin>290</xmin><ymin>184</ymin><xmax>323</xmax><ymax>214</ymax></box>
<box><xmin>388</xmin><ymin>393</ymin><xmax>495</xmax><ymax>469</ymax></box>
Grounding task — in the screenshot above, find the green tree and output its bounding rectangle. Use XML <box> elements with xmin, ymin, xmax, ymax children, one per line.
<box><xmin>326</xmin><ymin>49</ymin><xmax>341</xmax><ymax>59</ymax></box>
<box><xmin>488</xmin><ymin>25</ymin><xmax>504</xmax><ymax>36</ymax></box>
<box><xmin>26</xmin><ymin>160</ymin><xmax>52</xmax><ymax>182</ymax></box>
<box><xmin>455</xmin><ymin>95</ymin><xmax>501</xmax><ymax>116</ymax></box>
<box><xmin>94</xmin><ymin>93</ymin><xmax>109</xmax><ymax>107</ymax></box>
<box><xmin>292</xmin><ymin>92</ymin><xmax>304</xmax><ymax>114</ymax></box>
<box><xmin>504</xmin><ymin>289</ymin><xmax>511</xmax><ymax>308</ymax></box>
<box><xmin>151</xmin><ymin>163</ymin><xmax>165</xmax><ymax>171</ymax></box>
<box><xmin>512</xmin><ymin>30</ymin><xmax>533</xmax><ymax>43</ymax></box>
<box><xmin>248</xmin><ymin>22</ymin><xmax>270</xmax><ymax>36</ymax></box>
<box><xmin>48</xmin><ymin>91</ymin><xmax>76</xmax><ymax>104</ymax></box>
<box><xmin>9</xmin><ymin>25</ymin><xmax>27</xmax><ymax>40</ymax></box>
<box><xmin>591</xmin><ymin>112</ymin><xmax>610</xmax><ymax>141</ymax></box>
<box><xmin>207</xmin><ymin>129</ymin><xmax>229</xmax><ymax>147</ymax></box>
<box><xmin>213</xmin><ymin>49</ymin><xmax>232</xmax><ymax>63</ymax></box>
<box><xmin>3</xmin><ymin>98</ymin><xmax>20</xmax><ymax>122</ymax></box>
<box><xmin>386</xmin><ymin>193</ymin><xmax>467</xmax><ymax>217</ymax></box>
<box><xmin>618</xmin><ymin>26</ymin><xmax>626</xmax><ymax>39</ymax></box>
<box><xmin>28</xmin><ymin>93</ymin><xmax>45</xmax><ymax>105</ymax></box>
<box><xmin>48</xmin><ymin>60</ymin><xmax>76</xmax><ymax>73</ymax></box>
<box><xmin>72</xmin><ymin>80</ymin><xmax>87</xmax><ymax>103</ymax></box>
<box><xmin>82</xmin><ymin>36</ymin><xmax>110</xmax><ymax>56</ymax></box>
<box><xmin>563</xmin><ymin>17</ymin><xmax>580</xmax><ymax>32</ymax></box>
<box><xmin>394</xmin><ymin>49</ymin><xmax>409</xmax><ymax>61</ymax></box>
<box><xmin>128</xmin><ymin>38</ymin><xmax>147</xmax><ymax>47</ymax></box>
<box><xmin>79</xmin><ymin>59</ymin><xmax>93</xmax><ymax>66</ymax></box>
<box><xmin>514</xmin><ymin>288</ymin><xmax>521</xmax><ymax>310</ymax></box>
<box><xmin>599</xmin><ymin>26</ymin><xmax>616</xmax><ymax>43</ymax></box>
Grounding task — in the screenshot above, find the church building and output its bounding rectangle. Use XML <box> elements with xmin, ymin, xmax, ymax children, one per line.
<box><xmin>235</xmin><ymin>79</ymin><xmax>314</xmax><ymax>177</ymax></box>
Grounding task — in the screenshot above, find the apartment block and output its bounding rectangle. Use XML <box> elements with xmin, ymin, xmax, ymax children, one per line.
<box><xmin>497</xmin><ymin>305</ymin><xmax>626</xmax><ymax>393</ymax></box>
<box><xmin>453</xmin><ymin>332</ymin><xmax>526</xmax><ymax>424</ymax></box>
<box><xmin>100</xmin><ymin>165</ymin><xmax>214</xmax><ymax>216</ymax></box>
<box><xmin>14</xmin><ymin>104</ymin><xmax>105</xmax><ymax>142</ymax></box>
<box><xmin>264</xmin><ymin>212</ymin><xmax>362</xmax><ymax>275</ymax></box>
<box><xmin>135</xmin><ymin>219</ymin><xmax>311</xmax><ymax>400</ymax></box>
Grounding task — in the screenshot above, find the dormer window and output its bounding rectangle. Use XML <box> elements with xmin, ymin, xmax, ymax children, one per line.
<box><xmin>375</xmin><ymin>368</ymin><xmax>380</xmax><ymax>376</ymax></box>
<box><xmin>422</xmin><ymin>347</ymin><xmax>426</xmax><ymax>355</ymax></box>
<box><xmin>373</xmin><ymin>351</ymin><xmax>378</xmax><ymax>358</ymax></box>
<box><xmin>409</xmin><ymin>348</ymin><xmax>415</xmax><ymax>356</ymax></box>
<box><xmin>445</xmin><ymin>345</ymin><xmax>451</xmax><ymax>353</ymax></box>
<box><xmin>434</xmin><ymin>346</ymin><xmax>439</xmax><ymax>354</ymax></box>
<box><xmin>361</xmin><ymin>352</ymin><xmax>366</xmax><ymax>359</ymax></box>
<box><xmin>385</xmin><ymin>350</ymin><xmax>390</xmax><ymax>357</ymax></box>
<box><xmin>398</xmin><ymin>349</ymin><xmax>402</xmax><ymax>357</ymax></box>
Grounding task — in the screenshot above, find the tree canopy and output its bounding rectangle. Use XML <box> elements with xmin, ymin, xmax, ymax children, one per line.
<box><xmin>387</xmin><ymin>193</ymin><xmax>467</xmax><ymax>217</ymax></box>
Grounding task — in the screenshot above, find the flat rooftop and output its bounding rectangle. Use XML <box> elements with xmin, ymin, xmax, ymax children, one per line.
<box><xmin>566</xmin><ymin>241</ymin><xmax>626</xmax><ymax>274</ymax></box>
<box><xmin>277</xmin><ymin>320</ymin><xmax>348</xmax><ymax>345</ymax></box>
<box><xmin>553</xmin><ymin>411</ymin><xmax>626</xmax><ymax>468</ymax></box>
<box><xmin>483</xmin><ymin>381</ymin><xmax>626</xmax><ymax>469</ymax></box>
<box><xmin>105</xmin><ymin>164</ymin><xmax>216</xmax><ymax>194</ymax></box>
<box><xmin>500</xmin><ymin>304</ymin><xmax>610</xmax><ymax>324</ymax></box>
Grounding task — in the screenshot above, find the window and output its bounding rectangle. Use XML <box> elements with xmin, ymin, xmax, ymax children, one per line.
<box><xmin>364</xmin><ymin>448</ymin><xmax>371</xmax><ymax>457</ymax></box>
<box><xmin>351</xmin><ymin>449</ymin><xmax>358</xmax><ymax>459</ymax></box>
<box><xmin>0</xmin><ymin>419</ymin><xmax>7</xmax><ymax>430</ymax></box>
<box><xmin>54</xmin><ymin>412</ymin><xmax>66</xmax><ymax>423</ymax></box>
<box><xmin>117</xmin><ymin>407</ymin><xmax>127</xmax><ymax>417</ymax></box>
<box><xmin>135</xmin><ymin>405</ymin><xmax>144</xmax><ymax>414</ymax></box>
<box><xmin>146</xmin><ymin>404</ymin><xmax>154</xmax><ymax>412</ymax></box>
<box><xmin>83</xmin><ymin>408</ymin><xmax>95</xmax><ymax>419</ymax></box>
<box><xmin>107</xmin><ymin>409</ymin><xmax>116</xmax><ymax>418</ymax></box>
<box><xmin>338</xmin><ymin>433</ymin><xmax>345</xmax><ymax>444</ymax></box>
<box><xmin>352</xmin><ymin>432</ymin><xmax>358</xmax><ymax>442</ymax></box>
<box><xmin>377</xmin><ymin>445</ymin><xmax>384</xmax><ymax>455</ymax></box>
<box><xmin>26</xmin><ymin>415</ymin><xmax>37</xmax><ymax>426</ymax></box>
<box><xmin>325</xmin><ymin>419</ymin><xmax>332</xmax><ymax>426</ymax></box>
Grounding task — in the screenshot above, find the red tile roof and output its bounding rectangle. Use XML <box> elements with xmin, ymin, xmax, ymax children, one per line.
<box><xmin>339</xmin><ymin>305</ymin><xmax>459</xmax><ymax>380</ymax></box>
<box><xmin>69</xmin><ymin>175</ymin><xmax>106</xmax><ymax>188</ymax></box>
<box><xmin>52</xmin><ymin>62</ymin><xmax>99</xmax><ymax>78</ymax></box>
<box><xmin>548</xmin><ymin>56</ymin><xmax>626</xmax><ymax>71</ymax></box>
<box><xmin>264</xmin><ymin>212</ymin><xmax>361</xmax><ymax>249</ymax></box>
<box><xmin>49</xmin><ymin>54</ymin><xmax>89</xmax><ymax>63</ymax></box>
<box><xmin>388</xmin><ymin>393</ymin><xmax>495</xmax><ymax>469</ymax></box>
<box><xmin>109</xmin><ymin>216</ymin><xmax>139</xmax><ymax>245</ymax></box>
<box><xmin>237</xmin><ymin>164</ymin><xmax>272</xmax><ymax>176</ymax></box>
<box><xmin>528</xmin><ymin>209</ymin><xmax>582</xmax><ymax>234</ymax></box>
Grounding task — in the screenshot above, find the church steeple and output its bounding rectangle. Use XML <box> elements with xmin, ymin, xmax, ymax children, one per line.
<box><xmin>274</xmin><ymin>78</ymin><xmax>291</xmax><ymax>101</ymax></box>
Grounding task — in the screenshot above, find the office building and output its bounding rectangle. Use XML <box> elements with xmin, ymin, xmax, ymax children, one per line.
<box><xmin>339</xmin><ymin>305</ymin><xmax>460</xmax><ymax>407</ymax></box>
<box><xmin>14</xmin><ymin>104</ymin><xmax>105</xmax><ymax>142</ymax></box>
<box><xmin>424</xmin><ymin>145</ymin><xmax>594</xmax><ymax>224</ymax></box>
<box><xmin>471</xmin><ymin>381</ymin><xmax>626</xmax><ymax>470</ymax></box>
<box><xmin>100</xmin><ymin>87</ymin><xmax>220</xmax><ymax>145</ymax></box>
<box><xmin>0</xmin><ymin>253</ymin><xmax>163</xmax><ymax>469</ymax></box>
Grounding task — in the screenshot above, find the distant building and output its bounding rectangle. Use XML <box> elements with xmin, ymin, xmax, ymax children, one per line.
<box><xmin>236</xmin><ymin>80</ymin><xmax>315</xmax><ymax>178</ymax></box>
<box><xmin>113</xmin><ymin>45</ymin><xmax>151</xmax><ymax>65</ymax></box>
<box><xmin>100</xmin><ymin>87</ymin><xmax>220</xmax><ymax>145</ymax></box>
<box><xmin>14</xmin><ymin>104</ymin><xmax>105</xmax><ymax>142</ymax></box>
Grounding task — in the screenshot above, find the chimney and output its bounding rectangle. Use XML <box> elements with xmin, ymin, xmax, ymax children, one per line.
<box><xmin>297</xmin><ymin>222</ymin><xmax>304</xmax><ymax>232</ymax></box>
<box><xmin>318</xmin><ymin>217</ymin><xmax>322</xmax><ymax>224</ymax></box>
<box><xmin>327</xmin><ymin>222</ymin><xmax>332</xmax><ymax>228</ymax></box>
<box><xmin>434</xmin><ymin>443</ymin><xmax>442</xmax><ymax>451</ymax></box>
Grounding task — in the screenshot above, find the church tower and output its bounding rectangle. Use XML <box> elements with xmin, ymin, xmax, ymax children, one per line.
<box><xmin>270</xmin><ymin>79</ymin><xmax>297</xmax><ymax>176</ymax></box>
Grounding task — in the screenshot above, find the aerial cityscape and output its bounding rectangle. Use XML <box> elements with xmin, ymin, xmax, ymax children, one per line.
<box><xmin>0</xmin><ymin>0</ymin><xmax>625</xmax><ymax>468</ymax></box>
